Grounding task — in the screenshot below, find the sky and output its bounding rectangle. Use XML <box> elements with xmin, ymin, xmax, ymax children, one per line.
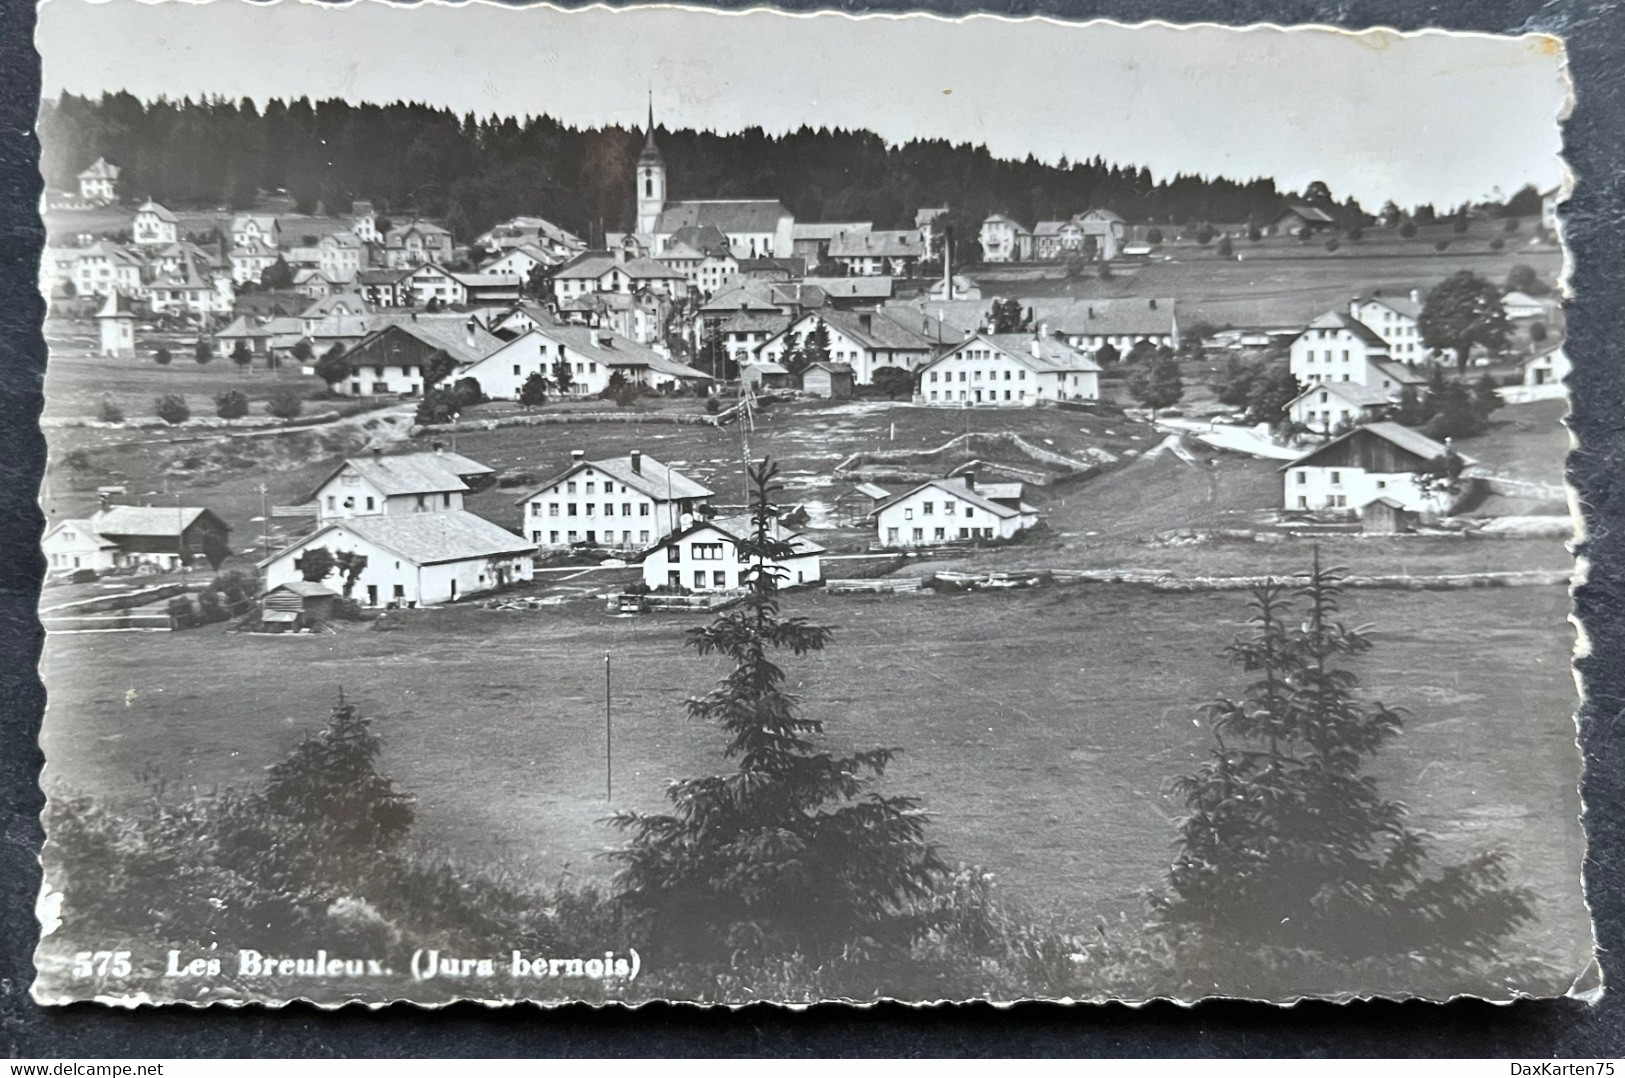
<box><xmin>34</xmin><ymin>0</ymin><xmax>1572</xmax><ymax>208</ymax></box>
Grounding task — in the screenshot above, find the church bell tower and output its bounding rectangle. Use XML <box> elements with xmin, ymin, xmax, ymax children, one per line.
<box><xmin>635</xmin><ymin>99</ymin><xmax>666</xmax><ymax>237</ymax></box>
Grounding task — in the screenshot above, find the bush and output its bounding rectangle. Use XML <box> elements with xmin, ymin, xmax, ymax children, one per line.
<box><xmin>265</xmin><ymin>384</ymin><xmax>303</xmax><ymax>419</ymax></box>
<box><xmin>153</xmin><ymin>347</ymin><xmax>172</xmax><ymax>366</ymax></box>
<box><xmin>1346</xmin><ymin>225</ymin><xmax>1363</xmax><ymax>241</ymax></box>
<box><xmin>166</xmin><ymin>595</ymin><xmax>197</xmax><ymax>625</ymax></box>
<box><xmin>1195</xmin><ymin>224</ymin><xmax>1215</xmax><ymax>245</ymax></box>
<box><xmin>70</xmin><ymin>568</ymin><xmax>99</xmax><ymax>584</ymax></box>
<box><xmin>1324</xmin><ymin>237</ymin><xmax>1341</xmax><ymax>252</ymax></box>
<box><xmin>1529</xmin><ymin>321</ymin><xmax>1549</xmax><ymax>343</ymax></box>
<box><xmin>1435</xmin><ymin>239</ymin><xmax>1451</xmax><ymax>252</ymax></box>
<box><xmin>1453</xmin><ymin>214</ymin><xmax>1470</xmax><ymax>234</ymax></box>
<box><xmin>451</xmin><ymin>377</ymin><xmax>487</xmax><ymax>408</ymax></box>
<box><xmin>1246</xmin><ymin>225</ymin><xmax>1261</xmax><ymax>242</ymax></box>
<box><xmin>315</xmin><ymin>345</ymin><xmax>349</xmax><ymax>387</ymax></box>
<box><xmin>1489</xmin><ymin>237</ymin><xmax>1505</xmax><ymax>251</ymax></box>
<box><xmin>1215</xmin><ymin>237</ymin><xmax>1233</xmax><ymax>258</ymax></box>
<box><xmin>1399</xmin><ymin>220</ymin><xmax>1418</xmax><ymax>239</ymax></box>
<box><xmin>1146</xmin><ymin>227</ymin><xmax>1164</xmax><ymax>245</ymax></box>
<box><xmin>1504</xmin><ymin>218</ymin><xmax>1520</xmax><ymax>233</ymax></box>
<box><xmin>154</xmin><ymin>394</ymin><xmax>190</xmax><ymax>425</ymax></box>
<box><xmin>230</xmin><ymin>341</ymin><xmax>251</xmax><ymax>368</ymax></box>
<box><xmin>97</xmin><ymin>397</ymin><xmax>124</xmax><ymax>424</ymax></box>
<box><xmin>704</xmin><ymin>396</ymin><xmax>721</xmax><ymax>414</ymax></box>
<box><xmin>214</xmin><ymin>389</ymin><xmax>250</xmax><ymax>419</ymax></box>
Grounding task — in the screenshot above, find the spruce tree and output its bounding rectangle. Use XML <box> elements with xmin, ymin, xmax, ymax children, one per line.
<box><xmin>609</xmin><ymin>459</ymin><xmax>943</xmax><ymax>961</ymax></box>
<box><xmin>1157</xmin><ymin>555</ymin><xmax>1534</xmax><ymax>987</ymax></box>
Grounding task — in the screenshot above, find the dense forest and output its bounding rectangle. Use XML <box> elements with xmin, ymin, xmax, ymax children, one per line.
<box><xmin>39</xmin><ymin>92</ymin><xmax>1374</xmax><ymax>243</ymax></box>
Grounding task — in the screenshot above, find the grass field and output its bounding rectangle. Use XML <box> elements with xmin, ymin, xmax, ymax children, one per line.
<box><xmin>42</xmin><ymin>346</ymin><xmax>330</xmax><ymax>423</ymax></box>
<box><xmin>970</xmin><ymin>227</ymin><xmax>1562</xmax><ymax>331</ymax></box>
<box><xmin>39</xmin><ymin>580</ymin><xmax>1591</xmax><ymax>974</ymax></box>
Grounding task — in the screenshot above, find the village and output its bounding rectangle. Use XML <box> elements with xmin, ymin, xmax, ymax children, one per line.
<box><xmin>33</xmin><ymin>109</ymin><xmax>1582</xmax><ymax>966</ymax></box>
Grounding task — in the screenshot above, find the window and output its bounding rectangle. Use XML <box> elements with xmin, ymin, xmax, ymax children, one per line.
<box><xmin>549</xmin><ymin>531</ymin><xmax>559</xmax><ymax>543</ymax></box>
<box><xmin>416</xmin><ymin>494</ymin><xmax>427</xmax><ymax>509</ymax></box>
<box><xmin>1297</xmin><ymin>496</ymin><xmax>1308</xmax><ymax>510</ymax></box>
<box><xmin>365</xmin><ymin>497</ymin><xmax>375</xmax><ymax>511</ymax></box>
<box><xmin>327</xmin><ymin>496</ymin><xmax>336</xmax><ymax>510</ymax></box>
<box><xmin>603</xmin><ymin>504</ymin><xmax>614</xmax><ymax>517</ymax></box>
<box><xmin>693</xmin><ymin>543</ymin><xmax>724</xmax><ymax>561</ymax></box>
<box><xmin>640</xmin><ymin>530</ymin><xmax>650</xmax><ymax>543</ymax></box>
<box><xmin>622</xmin><ymin>503</ymin><xmax>632</xmax><ymax>516</ymax></box>
<box><xmin>567</xmin><ymin>531</ymin><xmax>578</xmax><ymax>542</ymax></box>
<box><xmin>904</xmin><ymin>508</ymin><xmax>913</xmax><ymax>520</ymax></box>
<box><xmin>667</xmin><ymin>546</ymin><xmax>681</xmax><ymax>563</ymax></box>
<box><xmin>912</xmin><ymin>527</ymin><xmax>923</xmax><ymax>541</ymax></box>
<box><xmin>887</xmin><ymin>527</ymin><xmax>899</xmax><ymax>543</ymax></box>
<box><xmin>604</xmin><ymin>483</ymin><xmax>615</xmax><ymax>494</ymax></box>
<box><xmin>934</xmin><ymin>527</ymin><xmax>945</xmax><ymax>540</ymax></box>
<box><xmin>713</xmin><ymin>570</ymin><xmax>726</xmax><ymax>587</ymax></box>
<box><xmin>694</xmin><ymin>570</ymin><xmax>707</xmax><ymax>588</ymax></box>
<box><xmin>1296</xmin><ymin>471</ymin><xmax>1306</xmax><ymax>485</ymax></box>
<box><xmin>639</xmin><ymin>504</ymin><xmax>650</xmax><ymax>516</ymax></box>
<box><xmin>568</xmin><ymin>504</ymin><xmax>578</xmax><ymax>516</ymax></box>
<box><xmin>548</xmin><ymin>503</ymin><xmax>560</xmax><ymax>517</ymax></box>
<box><xmin>1330</xmin><ymin>471</ymin><xmax>1342</xmax><ymax>485</ymax></box>
<box><xmin>586</xmin><ymin>482</ymin><xmax>596</xmax><ymax>494</ymax></box>
<box><xmin>923</xmin><ymin>502</ymin><xmax>934</xmax><ymax>515</ymax></box>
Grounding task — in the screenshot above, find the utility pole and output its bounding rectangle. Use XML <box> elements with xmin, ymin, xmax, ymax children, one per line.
<box><xmin>604</xmin><ymin>652</ymin><xmax>613</xmax><ymax>802</ymax></box>
<box><xmin>259</xmin><ymin>482</ymin><xmax>270</xmax><ymax>556</ymax></box>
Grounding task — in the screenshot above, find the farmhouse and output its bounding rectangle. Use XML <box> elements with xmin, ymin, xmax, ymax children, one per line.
<box><xmin>402</xmin><ymin>264</ymin><xmax>468</xmax><ymax>308</ymax></box>
<box><xmin>77</xmin><ymin>157</ymin><xmax>119</xmax><ymax>203</ymax></box>
<box><xmin>1288</xmin><ymin>310</ymin><xmax>1425</xmax><ymax>393</ymax></box>
<box><xmin>1522</xmin><ymin>342</ymin><xmax>1571</xmax><ymax>387</ymax></box>
<box><xmin>1502</xmin><ymin>291</ymin><xmax>1551</xmax><ymax>320</ymax></box>
<box><xmin>318</xmin><ymin>232</ymin><xmax>364</xmax><ymax>280</ymax></box>
<box><xmin>307</xmin><ymin>449</ymin><xmax>494</xmax><ymax>524</ymax></box>
<box><xmin>826</xmin><ymin>230</ymin><xmax>924</xmax><ymax>276</ymax></box>
<box><xmin>870</xmin><ymin>475</ymin><xmax>1038</xmax><ymax>547</ymax></box>
<box><xmin>95</xmin><ymin>290</ymin><xmax>138</xmax><ymax>357</ymax></box>
<box><xmin>1281</xmin><ymin>422</ymin><xmax>1471</xmax><ymax>515</ymax></box>
<box><xmin>213</xmin><ymin>315</ymin><xmax>305</xmax><ymax>359</ymax></box>
<box><xmin>515</xmin><ymin>450</ymin><xmax>713</xmax><ymax>550</ymax></box>
<box><xmin>798</xmin><ymin>278</ymin><xmax>895</xmax><ymax>308</ymax></box>
<box><xmin>550</xmin><ymin>252</ymin><xmax>689</xmax><ymax>304</ymax></box>
<box><xmin>1261</xmin><ymin>202</ymin><xmax>1336</xmax><ymax>236</ymax></box>
<box><xmin>1285</xmin><ymin>380</ymin><xmax>1394</xmax><ymax>434</ymax></box>
<box><xmin>791</xmin><ymin>221</ymin><xmax>872</xmax><ymax>266</ymax></box>
<box><xmin>639</xmin><ymin>515</ymin><xmax>824</xmax><ymax>593</ymax></box>
<box><xmin>716</xmin><ymin>310</ymin><xmax>790</xmax><ymax>370</ymax></box>
<box><xmin>915</xmin><ymin>332</ymin><xmax>1100</xmax><ymax>406</ymax></box>
<box><xmin>147</xmin><ymin>251</ymin><xmax>234</xmax><ymax>319</ymax></box>
<box><xmin>1348</xmin><ymin>291</ymin><xmax>1427</xmax><ymax>365</ymax></box>
<box><xmin>475</xmin><ymin>216</ymin><xmax>585</xmax><ymax>261</ymax></box>
<box><xmin>131</xmin><ymin>200</ymin><xmax>179</xmax><ymax>247</ymax></box>
<box><xmin>85</xmin><ymin>505</ymin><xmax>232</xmax><ymax>571</ymax></box>
<box><xmin>480</xmin><ymin>243</ymin><xmax>553</xmax><ymax>280</ymax></box>
<box><xmin>459</xmin><ymin>324</ymin><xmax>709</xmax><ymax>399</ymax></box>
<box><xmin>754</xmin><ymin>309</ymin><xmax>940</xmax><ymax>384</ymax></box>
<box><xmin>327</xmin><ymin>318</ymin><xmax>503</xmax><ymax>397</ymax></box>
<box><xmin>1040</xmin><ymin>298</ymin><xmax>1179</xmax><ymax>354</ymax></box>
<box><xmin>260</xmin><ymin>511</ymin><xmax>535</xmax><ymax>608</ymax></box>
<box><xmin>229</xmin><ymin>240</ymin><xmax>281</xmax><ymax>286</ymax></box>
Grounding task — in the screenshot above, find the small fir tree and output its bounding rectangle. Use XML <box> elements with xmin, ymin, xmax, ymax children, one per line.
<box><xmin>154</xmin><ymin>346</ymin><xmax>173</xmax><ymax>366</ymax></box>
<box><xmin>231</xmin><ymin>340</ymin><xmax>252</xmax><ymax>369</ymax></box>
<box><xmin>215</xmin><ymin>389</ymin><xmax>250</xmax><ymax>419</ymax></box>
<box><xmin>154</xmin><ymin>393</ymin><xmax>189</xmax><ymax>425</ymax></box>
<box><xmin>551</xmin><ymin>357</ymin><xmax>574</xmax><ymax>397</ymax></box>
<box><xmin>609</xmin><ymin>459</ymin><xmax>943</xmax><ymax>961</ymax></box>
<box><xmin>518</xmin><ymin>370</ymin><xmax>550</xmax><ymax>407</ymax></box>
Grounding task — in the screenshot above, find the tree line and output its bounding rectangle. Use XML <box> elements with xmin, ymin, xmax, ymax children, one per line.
<box><xmin>46</xmin><ymin>91</ymin><xmax>1370</xmax><ymax>246</ymax></box>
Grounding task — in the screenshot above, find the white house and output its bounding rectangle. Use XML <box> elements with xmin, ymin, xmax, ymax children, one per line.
<box><xmin>1281</xmin><ymin>422</ymin><xmax>1472</xmax><ymax>515</ymax></box>
<box><xmin>1522</xmin><ymin>342</ymin><xmax>1571</xmax><ymax>387</ymax></box>
<box><xmin>754</xmin><ymin>309</ymin><xmax>940</xmax><ymax>385</ymax></box>
<box><xmin>914</xmin><ymin>332</ymin><xmax>1100</xmax><ymax>406</ymax></box>
<box><xmin>383</xmin><ymin>221</ymin><xmax>455</xmax><ymax>269</ymax></box>
<box><xmin>1288</xmin><ymin>311</ymin><xmax>1426</xmax><ymax>395</ymax></box>
<box><xmin>306</xmin><ymin>450</ymin><xmax>494</xmax><ymax>524</ymax></box>
<box><xmin>326</xmin><ymin>318</ymin><xmax>503</xmax><ymax>397</ymax></box>
<box><xmin>1348</xmin><ymin>291</ymin><xmax>1427</xmax><ymax>365</ymax></box>
<box><xmin>639</xmin><ymin>515</ymin><xmax>823</xmax><ymax>592</ymax></box>
<box><xmin>474</xmin><ymin>216</ymin><xmax>585</xmax><ymax>261</ymax></box>
<box><xmin>147</xmin><ymin>259</ymin><xmax>235</xmax><ymax>320</ymax></box>
<box><xmin>230</xmin><ymin>214</ymin><xmax>281</xmax><ymax>250</ymax></box>
<box><xmin>403</xmin><ymin>263</ymin><xmax>468</xmax><ymax>307</ymax></box>
<box><xmin>131</xmin><ymin>200</ymin><xmax>179</xmax><ymax>247</ymax></box>
<box><xmin>72</xmin><ymin>242</ymin><xmax>144</xmax><ymax>297</ymax></box>
<box><xmin>319</xmin><ymin>232</ymin><xmax>365</xmax><ymax>280</ymax></box>
<box><xmin>481</xmin><ymin>244</ymin><xmax>552</xmax><ymax>280</ymax></box>
<box><xmin>870</xmin><ymin>475</ymin><xmax>1038</xmax><ymax>547</ymax></box>
<box><xmin>77</xmin><ymin>157</ymin><xmax>119</xmax><ymax>203</ymax></box>
<box><xmin>357</xmin><ymin>267</ymin><xmax>414</xmax><ymax>308</ymax></box>
<box><xmin>229</xmin><ymin>240</ymin><xmax>281</xmax><ymax>286</ymax></box>
<box><xmin>349</xmin><ymin>201</ymin><xmax>381</xmax><ymax>244</ymax></box>
<box><xmin>515</xmin><ymin>450</ymin><xmax>712</xmax><ymax>550</ymax></box>
<box><xmin>550</xmin><ymin>253</ymin><xmax>689</xmax><ymax>305</ymax></box>
<box><xmin>1285</xmin><ymin>380</ymin><xmax>1394</xmax><ymax>434</ymax></box>
<box><xmin>41</xmin><ymin>518</ymin><xmax>122</xmax><ymax>577</ymax></box>
<box><xmin>978</xmin><ymin>214</ymin><xmax>1032</xmax><ymax>263</ymax></box>
<box><xmin>826</xmin><ymin>230</ymin><xmax>924</xmax><ymax>277</ymax></box>
<box><xmin>459</xmin><ymin>325</ymin><xmax>709</xmax><ymax>400</ymax></box>
<box><xmin>1502</xmin><ymin>291</ymin><xmax>1550</xmax><ymax>320</ymax></box>
<box><xmin>260</xmin><ymin>510</ymin><xmax>534</xmax><ymax>608</ymax></box>
<box><xmin>96</xmin><ymin>291</ymin><xmax>138</xmax><ymax>357</ymax></box>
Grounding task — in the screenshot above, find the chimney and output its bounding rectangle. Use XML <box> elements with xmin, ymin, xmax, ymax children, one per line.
<box><xmin>1087</xmin><ymin>306</ymin><xmax>1095</xmax><ymax>319</ymax></box>
<box><xmin>371</xmin><ymin>447</ymin><xmax>383</xmax><ymax>463</ymax></box>
<box><xmin>465</xmin><ymin>317</ymin><xmax>477</xmax><ymax>349</ymax></box>
<box><xmin>962</xmin><ymin>470</ymin><xmax>976</xmax><ymax>491</ymax></box>
<box><xmin>571</xmin><ymin>449</ymin><xmax>586</xmax><ymax>462</ymax></box>
<box><xmin>859</xmin><ymin>312</ymin><xmax>873</xmax><ymax>333</ymax></box>
<box><xmin>1039</xmin><ymin>322</ymin><xmax>1049</xmax><ymax>338</ymax></box>
<box><xmin>1410</xmin><ymin>288</ymin><xmax>1421</xmax><ymax>304</ymax></box>
<box><xmin>630</xmin><ymin>450</ymin><xmax>643</xmax><ymax>475</ymax></box>
<box><xmin>432</xmin><ymin>440</ymin><xmax>444</xmax><ymax>456</ymax></box>
<box><xmin>1029</xmin><ymin>338</ymin><xmax>1040</xmax><ymax>358</ymax></box>
<box><xmin>411</xmin><ymin>310</ymin><xmax>418</xmax><ymax>322</ymax></box>
<box><xmin>1149</xmin><ymin>298</ymin><xmax>1158</xmax><ymax>310</ymax></box>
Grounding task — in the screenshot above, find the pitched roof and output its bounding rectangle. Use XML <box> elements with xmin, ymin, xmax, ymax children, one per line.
<box><xmin>515</xmin><ymin>453</ymin><xmax>713</xmax><ymax>505</ymax></box>
<box><xmin>943</xmin><ymin>332</ymin><xmax>1102</xmax><ymax>374</ymax></box>
<box><xmin>816</xmin><ymin>308</ymin><xmax>937</xmax><ymax>352</ymax></box>
<box><xmin>323</xmin><ymin>511</ymin><xmax>533</xmax><ymax>566</ymax></box>
<box><xmin>1297</xmin><ymin>310</ymin><xmax>1390</xmax><ymax>351</ymax></box>
<box><xmin>96</xmin><ymin>291</ymin><xmax>142</xmax><ymax>318</ymax></box>
<box><xmin>1371</xmin><ymin>358</ymin><xmax>1427</xmax><ymax>386</ymax></box>
<box><xmin>827</xmin><ymin>230</ymin><xmax>924</xmax><ymax>259</ymax></box>
<box><xmin>666</xmin><ymin>514</ymin><xmax>825</xmax><ymax>557</ymax></box>
<box><xmin>1288</xmin><ymin>380</ymin><xmax>1395</xmax><ymax>408</ymax></box>
<box><xmin>373</xmin><ymin>316</ymin><xmax>505</xmax><ymax>365</ymax></box>
<box><xmin>1283</xmin><ymin>421</ymin><xmax>1476</xmax><ymax>471</ymax></box>
<box><xmin>136</xmin><ymin>200</ymin><xmax>178</xmax><ymax>224</ymax></box>
<box><xmin>267</xmin><ymin>580</ymin><xmax>341</xmax><ymax>598</ymax></box>
<box><xmin>869</xmin><ymin>476</ymin><xmax>1025</xmax><ymax>520</ymax></box>
<box><xmin>357</xmin><ymin>267</ymin><xmax>414</xmax><ymax>285</ymax></box>
<box><xmin>792</xmin><ymin>222</ymin><xmax>873</xmax><ymax>241</ymax></box>
<box><xmin>43</xmin><ymin>518</ymin><xmax>117</xmax><ymax>549</ymax></box>
<box><xmin>309</xmin><ymin>453</ymin><xmax>471</xmax><ymax>501</ymax></box>
<box><xmin>665</xmin><ymin>224</ymin><xmax>732</xmax><ymax>256</ymax></box>
<box><xmin>231</xmin><ymin>213</ymin><xmax>278</xmax><ymax>231</ymax></box>
<box><xmin>718</xmin><ymin>310</ymin><xmax>790</xmax><ymax>335</ymax></box>
<box><xmin>1080</xmin><ymin>207</ymin><xmax>1125</xmax><ymax>223</ymax></box>
<box><xmin>91</xmin><ymin>505</ymin><xmax>219</xmax><ymax>538</ymax></box>
<box><xmin>982</xmin><ymin>213</ymin><xmax>1031</xmax><ymax>234</ymax></box>
<box><xmin>385</xmin><ymin>220</ymin><xmax>452</xmax><ymax>244</ymax></box>
<box><xmin>620</xmin><ymin>256</ymin><xmax>688</xmax><ymax>280</ymax></box>
<box><xmin>799</xmin><ymin>277</ymin><xmax>894</xmax><ymax>300</ymax></box>
<box><xmin>655</xmin><ymin>200</ymin><xmax>791</xmax><ymax>235</ymax></box>
<box><xmin>1352</xmin><ymin>292</ymin><xmax>1424</xmax><ymax>319</ymax></box>
<box><xmin>1278</xmin><ymin>202</ymin><xmax>1336</xmax><ymax>224</ymax></box>
<box><xmin>78</xmin><ymin>157</ymin><xmax>119</xmax><ymax>179</ymax></box>
<box><xmin>300</xmin><ymin>292</ymin><xmax>371</xmax><ymax>319</ymax></box>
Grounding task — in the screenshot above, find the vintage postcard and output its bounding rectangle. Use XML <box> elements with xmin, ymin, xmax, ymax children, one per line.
<box><xmin>30</xmin><ymin>1</ymin><xmax>1593</xmax><ymax>1006</ymax></box>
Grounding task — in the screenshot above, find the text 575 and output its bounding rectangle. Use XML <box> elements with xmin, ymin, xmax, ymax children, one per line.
<box><xmin>71</xmin><ymin>950</ymin><xmax>133</xmax><ymax>979</ymax></box>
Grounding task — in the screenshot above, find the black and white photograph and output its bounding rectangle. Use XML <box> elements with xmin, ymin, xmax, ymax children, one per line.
<box><xmin>27</xmin><ymin>1</ymin><xmax>1594</xmax><ymax>1007</ymax></box>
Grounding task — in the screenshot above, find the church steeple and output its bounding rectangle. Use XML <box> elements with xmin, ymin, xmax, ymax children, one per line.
<box><xmin>636</xmin><ymin>93</ymin><xmax>667</xmax><ymax>236</ymax></box>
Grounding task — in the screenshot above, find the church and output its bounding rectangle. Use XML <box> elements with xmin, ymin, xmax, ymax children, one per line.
<box><xmin>612</xmin><ymin>106</ymin><xmax>796</xmax><ymax>261</ymax></box>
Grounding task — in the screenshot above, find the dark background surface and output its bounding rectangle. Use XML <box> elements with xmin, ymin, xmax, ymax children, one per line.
<box><xmin>2</xmin><ymin>0</ymin><xmax>1621</xmax><ymax>1057</ymax></box>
